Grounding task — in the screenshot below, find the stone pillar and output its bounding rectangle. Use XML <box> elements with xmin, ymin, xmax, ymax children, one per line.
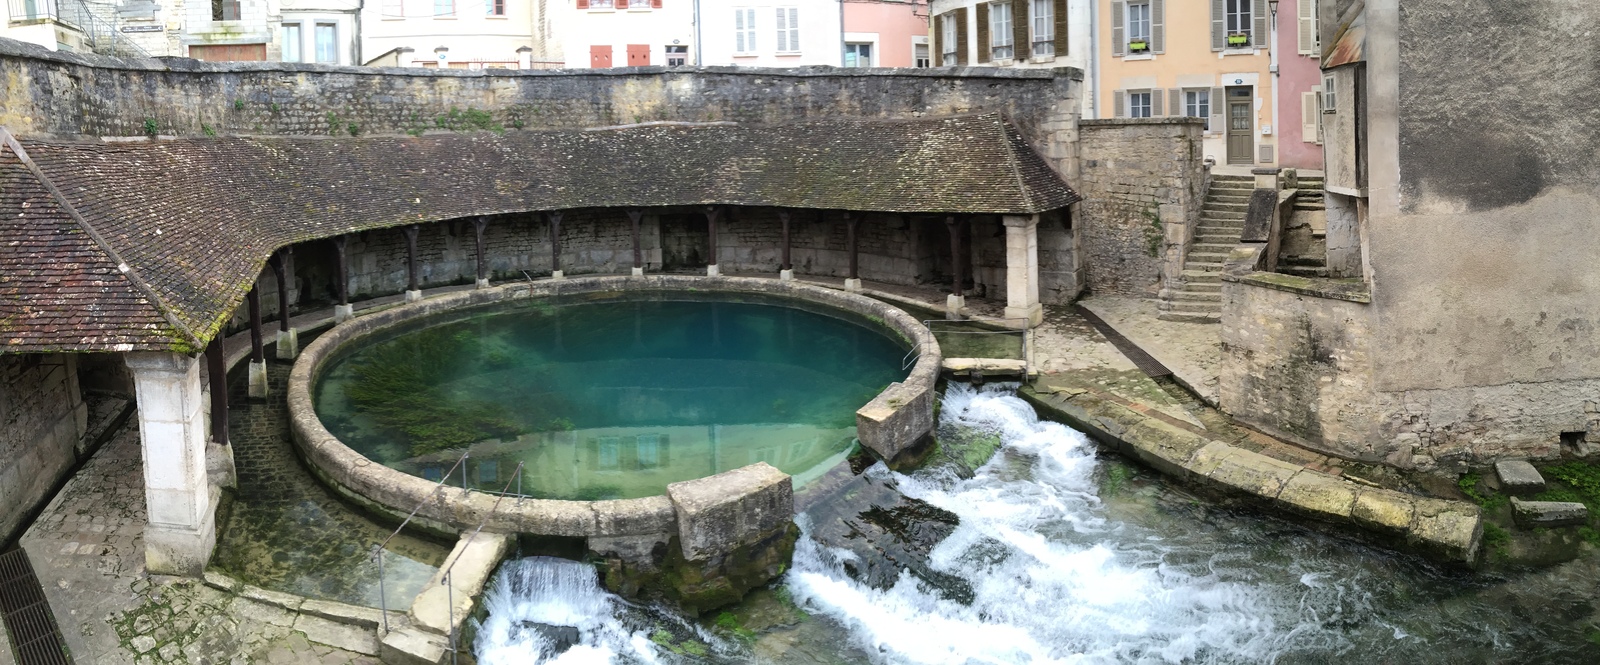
<box><xmin>704</xmin><ymin>206</ymin><xmax>721</xmax><ymax>277</ymax></box>
<box><xmin>945</xmin><ymin>215</ymin><xmax>965</xmax><ymax>316</ymax></box>
<box><xmin>548</xmin><ymin>212</ymin><xmax>565</xmax><ymax>280</ymax></box>
<box><xmin>844</xmin><ymin>211</ymin><xmax>862</xmax><ymax>292</ymax></box>
<box><xmin>247</xmin><ymin>285</ymin><xmax>268</xmax><ymax>399</ymax></box>
<box><xmin>778</xmin><ymin>210</ymin><xmax>793</xmax><ymax>281</ymax></box>
<box><xmin>403</xmin><ymin>224</ymin><xmax>423</xmax><ymax>301</ymax></box>
<box><xmin>627</xmin><ymin>209</ymin><xmax>644</xmax><ymax>277</ymax></box>
<box><xmin>333</xmin><ymin>235</ymin><xmax>354</xmax><ymax>323</ymax></box>
<box><xmin>270</xmin><ymin>250</ymin><xmax>298</xmax><ymax>359</ymax></box>
<box><xmin>1002</xmin><ymin>214</ymin><xmax>1043</xmax><ymax>327</ymax></box>
<box><xmin>125</xmin><ymin>352</ymin><xmax>216</xmax><ymax>577</ymax></box>
<box><xmin>473</xmin><ymin>217</ymin><xmax>491</xmax><ymax>289</ymax></box>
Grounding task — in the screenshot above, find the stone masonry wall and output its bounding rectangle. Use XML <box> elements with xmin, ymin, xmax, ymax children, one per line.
<box><xmin>1077</xmin><ymin>119</ymin><xmax>1204</xmax><ymax>297</ymax></box>
<box><xmin>0</xmin><ymin>354</ymin><xmax>87</xmax><ymax>544</ymax></box>
<box><xmin>0</xmin><ymin>38</ymin><xmax>1081</xmax><ymax>181</ymax></box>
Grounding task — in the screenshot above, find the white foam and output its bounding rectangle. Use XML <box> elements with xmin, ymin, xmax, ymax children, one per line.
<box><xmin>474</xmin><ymin>557</ymin><xmax>685</xmax><ymax>665</ymax></box>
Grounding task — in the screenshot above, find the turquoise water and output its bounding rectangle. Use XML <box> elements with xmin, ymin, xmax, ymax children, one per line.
<box><xmin>313</xmin><ymin>294</ymin><xmax>909</xmax><ymax>499</ymax></box>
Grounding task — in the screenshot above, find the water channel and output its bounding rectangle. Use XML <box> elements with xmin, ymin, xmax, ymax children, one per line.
<box><xmin>473</xmin><ymin>384</ymin><xmax>1600</xmax><ymax>663</ymax></box>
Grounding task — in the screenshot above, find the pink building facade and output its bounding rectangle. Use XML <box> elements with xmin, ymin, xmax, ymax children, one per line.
<box><xmin>1276</xmin><ymin>0</ymin><xmax>1324</xmax><ymax>170</ymax></box>
<box><xmin>842</xmin><ymin>0</ymin><xmax>931</xmax><ymax>67</ymax></box>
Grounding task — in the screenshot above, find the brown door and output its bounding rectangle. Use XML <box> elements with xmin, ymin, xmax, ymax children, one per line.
<box><xmin>626</xmin><ymin>44</ymin><xmax>650</xmax><ymax>67</ymax></box>
<box><xmin>188</xmin><ymin>43</ymin><xmax>267</xmax><ymax>62</ymax></box>
<box><xmin>1226</xmin><ymin>86</ymin><xmax>1254</xmax><ymax>164</ymax></box>
<box><xmin>590</xmin><ymin>45</ymin><xmax>613</xmax><ymax>68</ymax></box>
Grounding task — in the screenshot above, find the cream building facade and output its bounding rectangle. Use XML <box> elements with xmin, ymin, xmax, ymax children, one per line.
<box><xmin>535</xmin><ymin>0</ymin><xmax>695</xmax><ymax>68</ymax></box>
<box><xmin>1098</xmin><ymin>0</ymin><xmax>1277</xmax><ymax>165</ymax></box>
<box><xmin>927</xmin><ymin>0</ymin><xmax>1091</xmax><ymax>114</ymax></box>
<box><xmin>360</xmin><ymin>0</ymin><xmax>536</xmax><ymax>68</ymax></box>
<box><xmin>698</xmin><ymin>0</ymin><xmax>843</xmax><ymax>66</ymax></box>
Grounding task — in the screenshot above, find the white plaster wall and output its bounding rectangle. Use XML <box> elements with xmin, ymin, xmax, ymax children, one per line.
<box><xmin>550</xmin><ymin>0</ymin><xmax>696</xmax><ymax>68</ymax></box>
<box><xmin>360</xmin><ymin>0</ymin><xmax>535</xmax><ymax>66</ymax></box>
<box><xmin>698</xmin><ymin>0</ymin><xmax>842</xmax><ymax>66</ymax></box>
<box><xmin>279</xmin><ymin>10</ymin><xmax>358</xmax><ymax>64</ymax></box>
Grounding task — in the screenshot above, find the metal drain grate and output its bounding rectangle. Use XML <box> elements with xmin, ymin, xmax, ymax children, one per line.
<box><xmin>0</xmin><ymin>548</ymin><xmax>72</xmax><ymax>665</ymax></box>
<box><xmin>1073</xmin><ymin>305</ymin><xmax>1174</xmax><ymax>379</ymax></box>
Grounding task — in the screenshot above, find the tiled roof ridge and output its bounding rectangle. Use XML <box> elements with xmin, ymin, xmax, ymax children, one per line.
<box><xmin>0</xmin><ymin>127</ymin><xmax>197</xmax><ymax>352</ymax></box>
<box><xmin>994</xmin><ymin>114</ymin><xmax>1033</xmax><ymax>215</ymax></box>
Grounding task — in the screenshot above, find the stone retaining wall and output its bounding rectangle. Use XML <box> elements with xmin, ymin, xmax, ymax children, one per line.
<box><xmin>1077</xmin><ymin>118</ymin><xmax>1206</xmax><ymax>297</ymax></box>
<box><xmin>286</xmin><ymin>276</ymin><xmax>939</xmax><ymax>551</ymax></box>
<box><xmin>0</xmin><ymin>354</ymin><xmax>88</xmax><ymax>544</ymax></box>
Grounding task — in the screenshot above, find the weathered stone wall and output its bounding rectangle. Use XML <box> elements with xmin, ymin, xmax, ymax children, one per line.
<box><xmin>1077</xmin><ymin>118</ymin><xmax>1205</xmax><ymax>297</ymax></box>
<box><xmin>0</xmin><ymin>354</ymin><xmax>87</xmax><ymax>543</ymax></box>
<box><xmin>0</xmin><ymin>37</ymin><xmax>1081</xmax><ymax>180</ymax></box>
<box><xmin>1219</xmin><ymin>280</ymin><xmax>1382</xmax><ymax>462</ymax></box>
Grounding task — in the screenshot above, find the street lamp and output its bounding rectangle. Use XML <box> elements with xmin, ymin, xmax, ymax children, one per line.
<box><xmin>1268</xmin><ymin>0</ymin><xmax>1279</xmax><ymax>19</ymax></box>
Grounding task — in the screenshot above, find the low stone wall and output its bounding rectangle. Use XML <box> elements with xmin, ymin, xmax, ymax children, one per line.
<box><xmin>0</xmin><ymin>354</ymin><xmax>88</xmax><ymax>544</ymax></box>
<box><xmin>286</xmin><ymin>275</ymin><xmax>939</xmax><ymax>545</ymax></box>
<box><xmin>1077</xmin><ymin>118</ymin><xmax>1206</xmax><ymax>297</ymax></box>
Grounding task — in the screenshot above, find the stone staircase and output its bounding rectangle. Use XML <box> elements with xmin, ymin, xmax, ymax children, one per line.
<box><xmin>1159</xmin><ymin>173</ymin><xmax>1254</xmax><ymax>323</ymax></box>
<box><xmin>1278</xmin><ymin>176</ymin><xmax>1329</xmax><ymax>278</ymax></box>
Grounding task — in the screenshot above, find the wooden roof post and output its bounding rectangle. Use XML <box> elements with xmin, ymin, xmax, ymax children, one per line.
<box><xmin>946</xmin><ymin>215</ymin><xmax>965</xmax><ymax>318</ymax></box>
<box><xmin>205</xmin><ymin>335</ymin><xmax>228</xmax><ymax>448</ymax></box>
<box><xmin>778</xmin><ymin>209</ymin><xmax>793</xmax><ymax>281</ymax></box>
<box><xmin>627</xmin><ymin>209</ymin><xmax>644</xmax><ymax>276</ymax></box>
<box><xmin>270</xmin><ymin>248</ymin><xmax>298</xmax><ymax>358</ymax></box>
<box><xmin>547</xmin><ymin>212</ymin><xmax>565</xmax><ymax>280</ymax></box>
<box><xmin>333</xmin><ymin>235</ymin><xmax>353</xmax><ymax>322</ymax></box>
<box><xmin>246</xmin><ymin>284</ymin><xmax>268</xmax><ymax>399</ymax></box>
<box><xmin>844</xmin><ymin>211</ymin><xmax>862</xmax><ymax>292</ymax></box>
<box><xmin>403</xmin><ymin>225</ymin><xmax>422</xmax><ymax>301</ymax></box>
<box><xmin>473</xmin><ymin>217</ymin><xmax>490</xmax><ymax>288</ymax></box>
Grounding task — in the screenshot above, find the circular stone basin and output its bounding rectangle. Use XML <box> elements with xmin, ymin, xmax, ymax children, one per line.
<box><xmin>311</xmin><ymin>291</ymin><xmax>910</xmax><ymax>500</ymax></box>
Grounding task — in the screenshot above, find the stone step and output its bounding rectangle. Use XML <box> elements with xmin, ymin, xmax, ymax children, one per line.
<box><xmin>1281</xmin><ymin>256</ymin><xmax>1326</xmax><ymax>267</ymax></box>
<box><xmin>1182</xmin><ymin>270</ymin><xmax>1223</xmax><ymax>282</ymax></box>
<box><xmin>1195</xmin><ymin>230</ymin><xmax>1242</xmax><ymax>240</ymax></box>
<box><xmin>1280</xmin><ymin>265</ymin><xmax>1329</xmax><ymax>278</ymax></box>
<box><xmin>1157</xmin><ymin>311</ymin><xmax>1221</xmax><ymax>324</ymax></box>
<box><xmin>1191</xmin><ymin>242</ymin><xmax>1236</xmax><ymax>253</ymax></box>
<box><xmin>1165</xmin><ymin>301</ymin><xmax>1222</xmax><ymax>314</ymax></box>
<box><xmin>1182</xmin><ymin>281</ymin><xmax>1223</xmax><ymax>293</ymax></box>
<box><xmin>1212</xmin><ymin>175</ymin><xmax>1254</xmax><ymax>183</ymax></box>
<box><xmin>1170</xmin><ymin>290</ymin><xmax>1221</xmax><ymax>302</ymax></box>
<box><xmin>1205</xmin><ymin>202</ymin><xmax>1249</xmax><ymax>213</ymax></box>
<box><xmin>1207</xmin><ymin>192</ymin><xmax>1253</xmax><ymax>200</ymax></box>
<box><xmin>1188</xmin><ymin>251</ymin><xmax>1232</xmax><ymax>263</ymax></box>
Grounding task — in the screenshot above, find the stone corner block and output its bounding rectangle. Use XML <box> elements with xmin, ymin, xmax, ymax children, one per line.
<box><xmin>1510</xmin><ymin>497</ymin><xmax>1589</xmax><ymax>529</ymax></box>
<box><xmin>1493</xmin><ymin>460</ymin><xmax>1546</xmax><ymax>495</ymax></box>
<box><xmin>667</xmin><ymin>462</ymin><xmax>794</xmax><ymax>562</ymax></box>
<box><xmin>856</xmin><ymin>382</ymin><xmax>935</xmax><ymax>462</ymax></box>
<box><xmin>1407</xmin><ymin>498</ymin><xmax>1483</xmax><ymax>564</ymax></box>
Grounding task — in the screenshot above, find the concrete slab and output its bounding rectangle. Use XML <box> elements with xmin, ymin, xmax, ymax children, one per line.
<box><xmin>1206</xmin><ymin>448</ymin><xmax>1302</xmax><ymax>498</ymax></box>
<box><xmin>1078</xmin><ymin>296</ymin><xmax>1223</xmax><ymax>406</ymax></box>
<box><xmin>1494</xmin><ymin>460</ymin><xmax>1547</xmax><ymax>495</ymax></box>
<box><xmin>1351</xmin><ymin>489</ymin><xmax>1415</xmax><ymax>535</ymax></box>
<box><xmin>409</xmin><ymin>532</ymin><xmax>513</xmax><ymax>636</ymax></box>
<box><xmin>1277</xmin><ymin>471</ymin><xmax>1360</xmax><ymax>520</ymax></box>
<box><xmin>293</xmin><ymin>613</ymin><xmax>380</xmax><ymax>656</ymax></box>
<box><xmin>668</xmin><ymin>462</ymin><xmax>794</xmax><ymax>561</ymax></box>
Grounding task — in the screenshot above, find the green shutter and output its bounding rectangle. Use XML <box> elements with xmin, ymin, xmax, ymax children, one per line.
<box><xmin>977</xmin><ymin>3</ymin><xmax>991</xmax><ymax>63</ymax></box>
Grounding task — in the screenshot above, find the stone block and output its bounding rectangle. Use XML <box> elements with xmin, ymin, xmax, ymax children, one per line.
<box><xmin>379</xmin><ymin>624</ymin><xmax>449</xmax><ymax>665</ymax></box>
<box><xmin>275</xmin><ymin>328</ymin><xmax>299</xmax><ymax>359</ymax></box>
<box><xmin>1205</xmin><ymin>448</ymin><xmax>1301</xmax><ymax>499</ymax></box>
<box><xmin>856</xmin><ymin>381</ymin><xmax>935</xmax><ymax>462</ymax></box>
<box><xmin>1511</xmin><ymin>497</ymin><xmax>1589</xmax><ymax>529</ymax></box>
<box><xmin>1351</xmin><ymin>489</ymin><xmax>1415</xmax><ymax>535</ymax></box>
<box><xmin>667</xmin><ymin>462</ymin><xmax>793</xmax><ymax>562</ymax></box>
<box><xmin>409</xmin><ymin>532</ymin><xmax>513</xmax><ymax>636</ymax></box>
<box><xmin>1276</xmin><ymin>471</ymin><xmax>1359</xmax><ymax>520</ymax></box>
<box><xmin>1407</xmin><ymin>498</ymin><xmax>1483</xmax><ymax>564</ymax></box>
<box><xmin>1494</xmin><ymin>460</ymin><xmax>1546</xmax><ymax>495</ymax></box>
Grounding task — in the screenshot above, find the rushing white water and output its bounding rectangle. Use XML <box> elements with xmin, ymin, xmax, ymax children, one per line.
<box><xmin>786</xmin><ymin>383</ymin><xmax>1322</xmax><ymax>664</ymax></box>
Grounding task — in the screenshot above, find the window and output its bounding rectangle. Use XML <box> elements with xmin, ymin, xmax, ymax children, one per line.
<box><xmin>382</xmin><ymin>0</ymin><xmax>403</xmax><ymax>17</ymax></box>
<box><xmin>1126</xmin><ymin>2</ymin><xmax>1150</xmax><ymax>50</ymax></box>
<box><xmin>488</xmin><ymin>0</ymin><xmax>505</xmax><ymax>15</ymax></box>
<box><xmin>941</xmin><ymin>14</ymin><xmax>958</xmax><ymax>63</ymax></box>
<box><xmin>1323</xmin><ymin>73</ymin><xmax>1336</xmax><ymax>112</ymax></box>
<box><xmin>588</xmin><ymin>0</ymin><xmax>615</xmax><ymax>7</ymax></box>
<box><xmin>598</xmin><ymin>436</ymin><xmax>620</xmax><ymax>470</ymax></box>
<box><xmin>844</xmin><ymin>42</ymin><xmax>872</xmax><ymax>67</ymax></box>
<box><xmin>636</xmin><ymin>435</ymin><xmax>660</xmax><ymax>468</ymax></box>
<box><xmin>914</xmin><ymin>43</ymin><xmax>929</xmax><ymax>67</ymax></box>
<box><xmin>211</xmin><ymin>0</ymin><xmax>240</xmax><ymax>20</ymax></box>
<box><xmin>314</xmin><ymin>23</ymin><xmax>337</xmax><ymax>63</ymax></box>
<box><xmin>1030</xmin><ymin>0</ymin><xmax>1054</xmax><ymax>57</ymax></box>
<box><xmin>1226</xmin><ymin>0</ymin><xmax>1251</xmax><ymax>40</ymax></box>
<box><xmin>1186</xmin><ymin>89</ymin><xmax>1210</xmax><ymax>130</ymax></box>
<box><xmin>477</xmin><ymin>459</ymin><xmax>498</xmax><ymax>485</ymax></box>
<box><xmin>281</xmin><ymin>23</ymin><xmax>302</xmax><ymax>62</ymax></box>
<box><xmin>775</xmin><ymin>7</ymin><xmax>799</xmax><ymax>53</ymax></box>
<box><xmin>666</xmin><ymin>44</ymin><xmax>688</xmax><ymax>66</ymax></box>
<box><xmin>734</xmin><ymin>8</ymin><xmax>756</xmax><ymax>54</ymax></box>
<box><xmin>1128</xmin><ymin>91</ymin><xmax>1151</xmax><ymax>118</ymax></box>
<box><xmin>434</xmin><ymin>0</ymin><xmax>454</xmax><ymax>15</ymax></box>
<box><xmin>990</xmin><ymin>2</ymin><xmax>1014</xmax><ymax>60</ymax></box>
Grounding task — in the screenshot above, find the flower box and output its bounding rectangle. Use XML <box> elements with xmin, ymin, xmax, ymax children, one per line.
<box><xmin>1227</xmin><ymin>32</ymin><xmax>1250</xmax><ymax>47</ymax></box>
<box><xmin>1128</xmin><ymin>40</ymin><xmax>1149</xmax><ymax>52</ymax></box>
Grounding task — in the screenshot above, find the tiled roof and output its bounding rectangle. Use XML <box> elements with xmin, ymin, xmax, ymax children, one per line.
<box><xmin>0</xmin><ymin>113</ymin><xmax>1078</xmax><ymax>353</ymax></box>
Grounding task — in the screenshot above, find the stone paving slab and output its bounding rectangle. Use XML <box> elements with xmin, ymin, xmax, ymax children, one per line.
<box><xmin>1078</xmin><ymin>296</ymin><xmax>1223</xmax><ymax>406</ymax></box>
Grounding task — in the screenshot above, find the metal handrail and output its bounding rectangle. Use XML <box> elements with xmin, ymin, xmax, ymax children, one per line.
<box><xmin>921</xmin><ymin>317</ymin><xmax>1034</xmax><ymax>378</ymax></box>
<box><xmin>371</xmin><ymin>449</ymin><xmax>471</xmax><ymax>632</ymax></box>
<box><xmin>437</xmin><ymin>461</ymin><xmax>525</xmax><ymax>665</ymax></box>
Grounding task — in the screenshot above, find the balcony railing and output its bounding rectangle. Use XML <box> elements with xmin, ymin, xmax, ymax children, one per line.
<box><xmin>7</xmin><ymin>0</ymin><xmax>148</xmax><ymax>58</ymax></box>
<box><xmin>8</xmin><ymin>0</ymin><xmax>60</xmax><ymax>22</ymax></box>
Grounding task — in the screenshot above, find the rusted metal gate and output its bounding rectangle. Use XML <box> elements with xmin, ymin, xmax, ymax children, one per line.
<box><xmin>0</xmin><ymin>548</ymin><xmax>71</xmax><ymax>665</ymax></box>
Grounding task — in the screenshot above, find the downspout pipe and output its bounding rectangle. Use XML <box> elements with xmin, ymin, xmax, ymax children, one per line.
<box><xmin>694</xmin><ymin>0</ymin><xmax>703</xmax><ymax>65</ymax></box>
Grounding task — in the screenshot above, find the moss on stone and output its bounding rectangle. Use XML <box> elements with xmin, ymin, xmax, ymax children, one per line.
<box><xmin>597</xmin><ymin>524</ymin><xmax>799</xmax><ymax>616</ymax></box>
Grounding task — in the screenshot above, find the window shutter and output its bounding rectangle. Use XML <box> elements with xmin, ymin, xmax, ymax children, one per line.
<box><xmin>933</xmin><ymin>16</ymin><xmax>942</xmax><ymax>66</ymax></box>
<box><xmin>1013</xmin><ymin>0</ymin><xmax>1029</xmax><ymax>58</ymax></box>
<box><xmin>577</xmin><ymin>0</ymin><xmax>588</xmax><ymax>8</ymax></box>
<box><xmin>1253</xmin><ymin>0</ymin><xmax>1268</xmax><ymax>47</ymax></box>
<box><xmin>775</xmin><ymin>8</ymin><xmax>787</xmax><ymax>52</ymax></box>
<box><xmin>652</xmin><ymin>0</ymin><xmax>662</xmax><ymax>7</ymax></box>
<box><xmin>736</xmin><ymin>9</ymin><xmax>747</xmax><ymax>52</ymax></box>
<box><xmin>788</xmin><ymin>7</ymin><xmax>799</xmax><ymax>51</ymax></box>
<box><xmin>1150</xmin><ymin>89</ymin><xmax>1163</xmax><ymax>117</ymax></box>
<box><xmin>617</xmin><ymin>0</ymin><xmax>628</xmax><ymax>9</ymax></box>
<box><xmin>956</xmin><ymin>9</ymin><xmax>968</xmax><ymax>65</ymax></box>
<box><xmin>1209</xmin><ymin>86</ymin><xmax>1224</xmax><ymax>133</ymax></box>
<box><xmin>1113</xmin><ymin>89</ymin><xmax>1125</xmax><ymax>118</ymax></box>
<box><xmin>1110</xmin><ymin>2</ymin><xmax>1124</xmax><ymax>57</ymax></box>
<box><xmin>1151</xmin><ymin>0</ymin><xmax>1165</xmax><ymax>53</ymax></box>
<box><xmin>1301</xmin><ymin>91</ymin><xmax>1319</xmax><ymax>143</ymax></box>
<box><xmin>1168</xmin><ymin>88</ymin><xmax>1180</xmax><ymax>116</ymax></box>
<box><xmin>1210</xmin><ymin>0</ymin><xmax>1224</xmax><ymax>50</ymax></box>
<box><xmin>977</xmin><ymin>3</ymin><xmax>991</xmax><ymax>62</ymax></box>
<box><xmin>1298</xmin><ymin>0</ymin><xmax>1313</xmax><ymax>55</ymax></box>
<box><xmin>1052</xmin><ymin>0</ymin><xmax>1067</xmax><ymax>57</ymax></box>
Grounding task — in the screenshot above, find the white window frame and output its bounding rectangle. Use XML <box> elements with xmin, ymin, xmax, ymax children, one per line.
<box><xmin>734</xmin><ymin>7</ymin><xmax>757</xmax><ymax>54</ymax></box>
<box><xmin>1127</xmin><ymin>2</ymin><xmax>1151</xmax><ymax>45</ymax></box>
<box><xmin>1030</xmin><ymin>0</ymin><xmax>1054</xmax><ymax>57</ymax></box>
<box><xmin>844</xmin><ymin>42</ymin><xmax>872</xmax><ymax>67</ymax></box>
<box><xmin>665</xmin><ymin>44</ymin><xmax>688</xmax><ymax>66</ymax></box>
<box><xmin>433</xmin><ymin>0</ymin><xmax>455</xmax><ymax>17</ymax></box>
<box><xmin>381</xmin><ymin>0</ymin><xmax>403</xmax><ymax>18</ymax></box>
<box><xmin>1225</xmin><ymin>0</ymin><xmax>1252</xmax><ymax>40</ymax></box>
<box><xmin>913</xmin><ymin>41</ymin><xmax>930</xmax><ymax>68</ymax></box>
<box><xmin>314</xmin><ymin>22</ymin><xmax>338</xmax><ymax>64</ymax></box>
<box><xmin>1323</xmin><ymin>73</ymin><xmax>1337</xmax><ymax>113</ymax></box>
<box><xmin>281</xmin><ymin>22</ymin><xmax>302</xmax><ymax>62</ymax></box>
<box><xmin>990</xmin><ymin>2</ymin><xmax>1014</xmax><ymax>61</ymax></box>
<box><xmin>1129</xmin><ymin>90</ymin><xmax>1152</xmax><ymax>118</ymax></box>
<box><xmin>775</xmin><ymin>6</ymin><xmax>800</xmax><ymax>54</ymax></box>
<box><xmin>1185</xmin><ymin>89</ymin><xmax>1210</xmax><ymax>131</ymax></box>
<box><xmin>941</xmin><ymin>14</ymin><xmax>958</xmax><ymax>62</ymax></box>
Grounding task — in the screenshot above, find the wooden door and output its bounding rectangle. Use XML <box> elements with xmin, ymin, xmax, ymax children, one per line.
<box><xmin>188</xmin><ymin>43</ymin><xmax>267</xmax><ymax>62</ymax></box>
<box><xmin>590</xmin><ymin>45</ymin><xmax>613</xmax><ymax>68</ymax></box>
<box><xmin>1226</xmin><ymin>86</ymin><xmax>1254</xmax><ymax>164</ymax></box>
<box><xmin>626</xmin><ymin>44</ymin><xmax>650</xmax><ymax>67</ymax></box>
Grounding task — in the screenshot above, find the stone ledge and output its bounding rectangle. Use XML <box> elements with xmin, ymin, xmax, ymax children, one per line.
<box><xmin>1224</xmin><ymin>271</ymin><xmax>1372</xmax><ymax>303</ymax></box>
<box><xmin>1019</xmin><ymin>384</ymin><xmax>1484</xmax><ymax>565</ymax></box>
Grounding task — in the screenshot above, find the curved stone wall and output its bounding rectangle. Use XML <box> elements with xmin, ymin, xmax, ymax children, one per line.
<box><xmin>286</xmin><ymin>275</ymin><xmax>940</xmax><ymax>541</ymax></box>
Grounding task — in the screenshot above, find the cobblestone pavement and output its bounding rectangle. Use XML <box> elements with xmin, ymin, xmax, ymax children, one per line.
<box><xmin>1078</xmin><ymin>295</ymin><xmax>1223</xmax><ymax>404</ymax></box>
<box><xmin>18</xmin><ymin>418</ymin><xmax>381</xmax><ymax>664</ymax></box>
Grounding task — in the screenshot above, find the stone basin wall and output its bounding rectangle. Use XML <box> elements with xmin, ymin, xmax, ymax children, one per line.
<box><xmin>286</xmin><ymin>275</ymin><xmax>939</xmax><ymax>561</ymax></box>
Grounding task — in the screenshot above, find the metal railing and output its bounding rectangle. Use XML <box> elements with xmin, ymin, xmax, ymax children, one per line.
<box><xmin>923</xmin><ymin>317</ymin><xmax>1034</xmax><ymax>378</ymax></box>
<box><xmin>8</xmin><ymin>0</ymin><xmax>150</xmax><ymax>58</ymax></box>
<box><xmin>7</xmin><ymin>0</ymin><xmax>58</xmax><ymax>22</ymax></box>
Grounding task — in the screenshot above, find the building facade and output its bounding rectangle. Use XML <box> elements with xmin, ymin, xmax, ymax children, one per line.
<box><xmin>928</xmin><ymin>0</ymin><xmax>1090</xmax><ymax>114</ymax></box>
<box><xmin>538</xmin><ymin>0</ymin><xmax>695</xmax><ymax>68</ymax></box>
<box><xmin>841</xmin><ymin>0</ymin><xmax>930</xmax><ymax>68</ymax></box>
<box><xmin>698</xmin><ymin>0</ymin><xmax>843</xmax><ymax>66</ymax></box>
<box><xmin>281</xmin><ymin>0</ymin><xmax>360</xmax><ymax>65</ymax></box>
<box><xmin>1098</xmin><ymin>0</ymin><xmax>1276</xmax><ymax>166</ymax></box>
<box><xmin>360</xmin><ymin>0</ymin><xmax>535</xmax><ymax>68</ymax></box>
<box><xmin>1275</xmin><ymin>0</ymin><xmax>1322</xmax><ymax>169</ymax></box>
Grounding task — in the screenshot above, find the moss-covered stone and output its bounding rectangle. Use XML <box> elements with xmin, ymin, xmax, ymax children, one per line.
<box><xmin>596</xmin><ymin>523</ymin><xmax>799</xmax><ymax>616</ymax></box>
